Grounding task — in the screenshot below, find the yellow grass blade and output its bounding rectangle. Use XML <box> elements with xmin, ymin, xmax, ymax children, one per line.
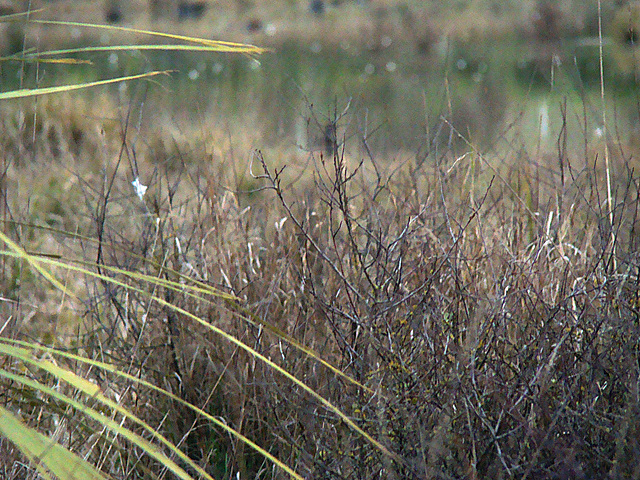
<box><xmin>0</xmin><ymin>71</ymin><xmax>168</xmax><ymax>100</ymax></box>
<box><xmin>0</xmin><ymin>361</ymin><xmax>200</xmax><ymax>480</ymax></box>
<box><xmin>0</xmin><ymin>9</ymin><xmax>43</xmax><ymax>22</ymax></box>
<box><xmin>0</xmin><ymin>247</ymin><xmax>399</xmax><ymax>464</ymax></box>
<box><xmin>0</xmin><ymin>231</ymin><xmax>374</xmax><ymax>396</ymax></box>
<box><xmin>99</xmin><ymin>262</ymin><xmax>376</xmax><ymax>395</ymax></box>
<box><xmin>0</xmin><ymin>55</ymin><xmax>93</xmax><ymax>64</ymax></box>
<box><xmin>0</xmin><ymin>218</ymin><xmax>371</xmax><ymax>395</ymax></box>
<box><xmin>31</xmin><ymin>19</ymin><xmax>267</xmax><ymax>54</ymax></box>
<box><xmin>1</xmin><ymin>343</ymin><xmax>214</xmax><ymax>480</ymax></box>
<box><xmin>16</xmin><ymin>44</ymin><xmax>264</xmax><ymax>61</ymax></box>
<box><xmin>0</xmin><ymin>230</ymin><xmax>76</xmax><ymax>300</ymax></box>
<box><xmin>1</xmin><ymin>338</ymin><xmax>306</xmax><ymax>480</ymax></box>
<box><xmin>154</xmin><ymin>296</ymin><xmax>400</xmax><ymax>463</ymax></box>
<box><xmin>0</xmin><ymin>406</ymin><xmax>109</xmax><ymax>480</ymax></box>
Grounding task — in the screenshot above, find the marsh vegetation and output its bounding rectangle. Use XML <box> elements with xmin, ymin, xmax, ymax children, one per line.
<box><xmin>2</xmin><ymin>1</ymin><xmax>640</xmax><ymax>479</ymax></box>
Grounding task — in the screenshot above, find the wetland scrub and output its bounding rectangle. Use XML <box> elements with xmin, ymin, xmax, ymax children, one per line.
<box><xmin>2</xmin><ymin>1</ymin><xmax>640</xmax><ymax>479</ymax></box>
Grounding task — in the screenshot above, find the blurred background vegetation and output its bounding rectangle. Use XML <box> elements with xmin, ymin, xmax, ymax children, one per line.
<box><xmin>2</xmin><ymin>0</ymin><xmax>640</xmax><ymax>154</ymax></box>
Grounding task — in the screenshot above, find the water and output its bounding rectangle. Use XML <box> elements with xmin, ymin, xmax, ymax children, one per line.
<box><xmin>3</xmin><ymin>35</ymin><xmax>639</xmax><ymax>155</ymax></box>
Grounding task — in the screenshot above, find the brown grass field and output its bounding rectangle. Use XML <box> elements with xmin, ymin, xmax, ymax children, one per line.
<box><xmin>2</xmin><ymin>1</ymin><xmax>640</xmax><ymax>479</ymax></box>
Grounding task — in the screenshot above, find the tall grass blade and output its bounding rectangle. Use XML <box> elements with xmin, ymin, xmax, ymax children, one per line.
<box><xmin>1</xmin><ymin>338</ymin><xmax>306</xmax><ymax>480</ymax></box>
<box><xmin>0</xmin><ymin>246</ymin><xmax>399</xmax><ymax>465</ymax></box>
<box><xmin>30</xmin><ymin>20</ymin><xmax>266</xmax><ymax>55</ymax></box>
<box><xmin>0</xmin><ymin>406</ymin><xmax>110</xmax><ymax>480</ymax></box>
<box><xmin>0</xmin><ymin>71</ymin><xmax>167</xmax><ymax>100</ymax></box>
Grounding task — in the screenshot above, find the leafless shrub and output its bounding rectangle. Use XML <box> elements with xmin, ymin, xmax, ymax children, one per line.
<box><xmin>2</xmin><ymin>58</ymin><xmax>640</xmax><ymax>480</ymax></box>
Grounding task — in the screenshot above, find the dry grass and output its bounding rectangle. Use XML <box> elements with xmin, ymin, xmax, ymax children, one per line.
<box><xmin>2</xmin><ymin>82</ymin><xmax>640</xmax><ymax>478</ymax></box>
<box><xmin>2</xmin><ymin>3</ymin><xmax>640</xmax><ymax>479</ymax></box>
<box><xmin>0</xmin><ymin>0</ymin><xmax>607</xmax><ymax>55</ymax></box>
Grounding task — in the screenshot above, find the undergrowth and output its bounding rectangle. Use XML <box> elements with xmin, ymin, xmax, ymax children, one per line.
<box><xmin>2</xmin><ymin>4</ymin><xmax>640</xmax><ymax>480</ymax></box>
<box><xmin>2</xmin><ymin>89</ymin><xmax>640</xmax><ymax>478</ymax></box>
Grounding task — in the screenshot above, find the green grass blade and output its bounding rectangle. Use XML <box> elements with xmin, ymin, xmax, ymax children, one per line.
<box><xmin>17</xmin><ymin>44</ymin><xmax>263</xmax><ymax>60</ymax></box>
<box><xmin>153</xmin><ymin>296</ymin><xmax>400</xmax><ymax>463</ymax></box>
<box><xmin>0</xmin><ymin>343</ymin><xmax>214</xmax><ymax>480</ymax></box>
<box><xmin>0</xmin><ymin>222</ymin><xmax>374</xmax><ymax>396</ymax></box>
<box><xmin>0</xmin><ymin>71</ymin><xmax>167</xmax><ymax>100</ymax></box>
<box><xmin>0</xmin><ymin>9</ymin><xmax>43</xmax><ymax>22</ymax></box>
<box><xmin>0</xmin><ymin>240</ymin><xmax>399</xmax><ymax>465</ymax></box>
<box><xmin>0</xmin><ymin>230</ymin><xmax>76</xmax><ymax>299</ymax></box>
<box><xmin>0</xmin><ymin>406</ymin><xmax>111</xmax><ymax>480</ymax></box>
<box><xmin>0</xmin><ymin>367</ymin><xmax>199</xmax><ymax>480</ymax></box>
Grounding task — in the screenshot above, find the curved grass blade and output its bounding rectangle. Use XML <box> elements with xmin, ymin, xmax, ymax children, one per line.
<box><xmin>0</xmin><ymin>365</ymin><xmax>201</xmax><ymax>480</ymax></box>
<box><xmin>153</xmin><ymin>295</ymin><xmax>400</xmax><ymax>463</ymax></box>
<box><xmin>1</xmin><ymin>343</ymin><xmax>215</xmax><ymax>480</ymax></box>
<box><xmin>0</xmin><ymin>406</ymin><xmax>109</xmax><ymax>480</ymax></box>
<box><xmin>0</xmin><ymin>230</ymin><xmax>76</xmax><ymax>299</ymax></box>
<box><xmin>0</xmin><ymin>232</ymin><xmax>402</xmax><ymax>461</ymax></box>
<box><xmin>30</xmin><ymin>20</ymin><xmax>267</xmax><ymax>55</ymax></box>
<box><xmin>1</xmin><ymin>229</ymin><xmax>374</xmax><ymax>396</ymax></box>
<box><xmin>0</xmin><ymin>71</ymin><xmax>168</xmax><ymax>100</ymax></box>
<box><xmin>14</xmin><ymin>44</ymin><xmax>263</xmax><ymax>65</ymax></box>
<box><xmin>1</xmin><ymin>219</ymin><xmax>375</xmax><ymax>395</ymax></box>
<box><xmin>3</xmin><ymin>338</ymin><xmax>306</xmax><ymax>480</ymax></box>
<box><xmin>0</xmin><ymin>247</ymin><xmax>401</xmax><ymax>465</ymax></box>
